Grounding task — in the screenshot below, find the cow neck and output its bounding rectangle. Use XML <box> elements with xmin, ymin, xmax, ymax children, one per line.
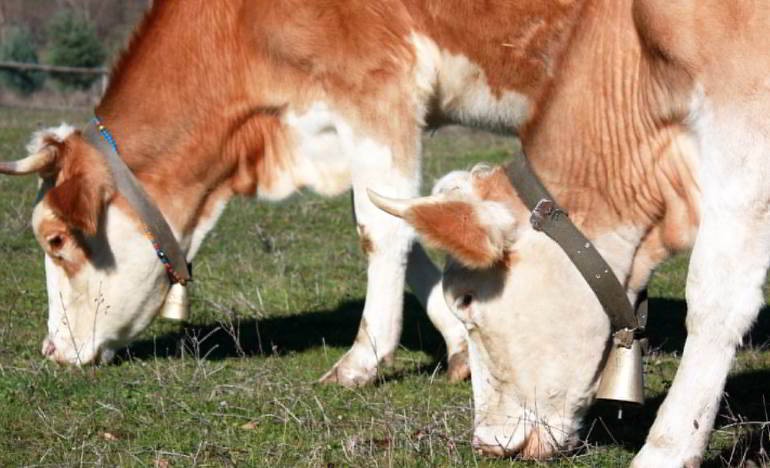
<box><xmin>506</xmin><ymin>0</ymin><xmax>694</xmax><ymax>337</ymax></box>
<box><xmin>504</xmin><ymin>152</ymin><xmax>642</xmax><ymax>345</ymax></box>
<box><xmin>92</xmin><ymin>1</ymin><xmax>254</xmax><ymax>246</ymax></box>
<box><xmin>518</xmin><ymin>0</ymin><xmax>675</xmax><ymax>235</ymax></box>
<box><xmin>83</xmin><ymin>119</ymin><xmax>191</xmax><ymax>285</ymax></box>
<box><xmin>88</xmin><ymin>104</ymin><xmax>257</xmax><ymax>259</ymax></box>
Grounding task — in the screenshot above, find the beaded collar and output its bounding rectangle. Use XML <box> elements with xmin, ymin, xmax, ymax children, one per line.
<box><xmin>88</xmin><ymin>117</ymin><xmax>191</xmax><ymax>285</ymax></box>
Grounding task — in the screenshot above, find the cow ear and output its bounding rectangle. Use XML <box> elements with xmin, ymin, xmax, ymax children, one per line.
<box><xmin>44</xmin><ymin>134</ymin><xmax>115</xmax><ymax>236</ymax></box>
<box><xmin>368</xmin><ymin>190</ymin><xmax>517</xmax><ymax>269</ymax></box>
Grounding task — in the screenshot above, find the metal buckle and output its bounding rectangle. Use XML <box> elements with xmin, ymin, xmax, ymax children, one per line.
<box><xmin>530</xmin><ymin>199</ymin><xmax>566</xmax><ymax>231</ymax></box>
<box><xmin>612</xmin><ymin>328</ymin><xmax>636</xmax><ymax>348</ymax></box>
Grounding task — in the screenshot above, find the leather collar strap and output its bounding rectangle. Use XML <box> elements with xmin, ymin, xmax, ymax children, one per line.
<box><xmin>504</xmin><ymin>152</ymin><xmax>640</xmax><ymax>346</ymax></box>
<box><xmin>82</xmin><ymin>120</ymin><xmax>191</xmax><ymax>285</ymax></box>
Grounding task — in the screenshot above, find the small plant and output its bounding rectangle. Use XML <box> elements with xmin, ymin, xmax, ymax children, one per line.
<box><xmin>45</xmin><ymin>10</ymin><xmax>106</xmax><ymax>90</ymax></box>
<box><xmin>0</xmin><ymin>26</ymin><xmax>45</xmax><ymax>95</ymax></box>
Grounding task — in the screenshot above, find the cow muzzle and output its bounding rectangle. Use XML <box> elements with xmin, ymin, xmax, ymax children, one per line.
<box><xmin>40</xmin><ymin>336</ymin><xmax>115</xmax><ymax>366</ymax></box>
<box><xmin>472</xmin><ymin>424</ymin><xmax>558</xmax><ymax>459</ymax></box>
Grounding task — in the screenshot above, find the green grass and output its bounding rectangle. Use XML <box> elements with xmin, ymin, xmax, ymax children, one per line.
<box><xmin>0</xmin><ymin>107</ymin><xmax>769</xmax><ymax>466</ymax></box>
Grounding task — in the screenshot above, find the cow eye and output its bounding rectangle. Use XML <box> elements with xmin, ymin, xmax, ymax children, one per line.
<box><xmin>458</xmin><ymin>293</ymin><xmax>474</xmax><ymax>309</ymax></box>
<box><xmin>46</xmin><ymin>234</ymin><xmax>65</xmax><ymax>252</ymax></box>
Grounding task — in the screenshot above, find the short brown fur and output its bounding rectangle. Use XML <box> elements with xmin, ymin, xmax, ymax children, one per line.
<box><xmin>45</xmin><ymin>134</ymin><xmax>115</xmax><ymax>236</ymax></box>
<box><xmin>406</xmin><ymin>201</ymin><xmax>501</xmax><ymax>269</ymax></box>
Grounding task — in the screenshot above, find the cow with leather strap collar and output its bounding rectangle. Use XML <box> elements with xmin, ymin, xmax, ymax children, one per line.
<box><xmin>1</xmin><ymin>1</ymin><xmax>769</xmax><ymax>465</ymax></box>
<box><xmin>369</xmin><ymin>0</ymin><xmax>770</xmax><ymax>465</ymax></box>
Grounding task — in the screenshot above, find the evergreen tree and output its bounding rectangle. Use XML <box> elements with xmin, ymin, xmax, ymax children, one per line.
<box><xmin>46</xmin><ymin>10</ymin><xmax>106</xmax><ymax>90</ymax></box>
<box><xmin>0</xmin><ymin>26</ymin><xmax>45</xmax><ymax>95</ymax></box>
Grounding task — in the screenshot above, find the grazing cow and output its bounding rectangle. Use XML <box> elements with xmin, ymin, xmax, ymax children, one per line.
<box><xmin>0</xmin><ymin>0</ymin><xmax>584</xmax><ymax>382</ymax></box>
<box><xmin>0</xmin><ymin>0</ymin><xmax>765</xmax><ymax>463</ymax></box>
<box><xmin>370</xmin><ymin>0</ymin><xmax>770</xmax><ymax>466</ymax></box>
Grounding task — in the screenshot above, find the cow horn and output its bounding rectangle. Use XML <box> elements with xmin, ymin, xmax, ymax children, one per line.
<box><xmin>0</xmin><ymin>149</ymin><xmax>56</xmax><ymax>175</ymax></box>
<box><xmin>367</xmin><ymin>189</ymin><xmax>443</xmax><ymax>218</ymax></box>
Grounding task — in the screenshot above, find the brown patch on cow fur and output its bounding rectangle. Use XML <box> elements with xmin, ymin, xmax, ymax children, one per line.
<box><xmin>91</xmin><ymin>0</ymin><xmax>424</xmax><ymax>238</ymax></box>
<box><xmin>406</xmin><ymin>201</ymin><xmax>501</xmax><ymax>269</ymax></box>
<box><xmin>447</xmin><ymin>349</ymin><xmax>471</xmax><ymax>382</ymax></box>
<box><xmin>45</xmin><ymin>133</ymin><xmax>115</xmax><ymax>236</ymax></box>
<box><xmin>520</xmin><ymin>426</ymin><xmax>553</xmax><ymax>460</ymax></box>
<box><xmin>472</xmin><ymin>167</ymin><xmax>518</xmax><ymax>205</ymax></box>
<box><xmin>500</xmin><ymin>250</ymin><xmax>519</xmax><ymax>270</ymax></box>
<box><xmin>406</xmin><ymin>1</ymin><xmax>585</xmax><ymax>101</ymax></box>
<box><xmin>356</xmin><ymin>224</ymin><xmax>375</xmax><ymax>256</ymax></box>
<box><xmin>35</xmin><ymin>218</ymin><xmax>88</xmax><ymax>278</ymax></box>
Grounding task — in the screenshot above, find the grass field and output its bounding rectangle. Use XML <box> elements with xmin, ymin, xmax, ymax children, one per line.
<box><xmin>1</xmin><ymin>107</ymin><xmax>770</xmax><ymax>467</ymax></box>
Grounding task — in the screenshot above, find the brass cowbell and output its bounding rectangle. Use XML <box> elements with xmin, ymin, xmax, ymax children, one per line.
<box><xmin>159</xmin><ymin>282</ymin><xmax>189</xmax><ymax>321</ymax></box>
<box><xmin>596</xmin><ymin>338</ymin><xmax>644</xmax><ymax>405</ymax></box>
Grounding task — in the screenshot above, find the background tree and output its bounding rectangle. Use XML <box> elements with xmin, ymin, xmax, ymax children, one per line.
<box><xmin>46</xmin><ymin>10</ymin><xmax>106</xmax><ymax>90</ymax></box>
<box><xmin>0</xmin><ymin>26</ymin><xmax>45</xmax><ymax>95</ymax></box>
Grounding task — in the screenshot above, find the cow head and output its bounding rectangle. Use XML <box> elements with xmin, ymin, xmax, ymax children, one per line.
<box><xmin>369</xmin><ymin>165</ymin><xmax>612</xmax><ymax>458</ymax></box>
<box><xmin>1</xmin><ymin>125</ymin><xmax>170</xmax><ymax>365</ymax></box>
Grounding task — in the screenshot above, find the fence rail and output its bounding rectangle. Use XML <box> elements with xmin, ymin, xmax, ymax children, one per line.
<box><xmin>0</xmin><ymin>61</ymin><xmax>109</xmax><ymax>93</ymax></box>
<box><xmin>0</xmin><ymin>61</ymin><xmax>108</xmax><ymax>75</ymax></box>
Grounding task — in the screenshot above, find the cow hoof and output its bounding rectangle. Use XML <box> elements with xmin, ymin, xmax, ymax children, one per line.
<box><xmin>447</xmin><ymin>350</ymin><xmax>471</xmax><ymax>382</ymax></box>
<box><xmin>632</xmin><ymin>445</ymin><xmax>697</xmax><ymax>468</ymax></box>
<box><xmin>319</xmin><ymin>360</ymin><xmax>377</xmax><ymax>388</ymax></box>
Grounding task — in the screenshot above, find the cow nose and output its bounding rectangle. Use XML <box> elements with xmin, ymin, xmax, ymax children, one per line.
<box><xmin>472</xmin><ymin>435</ymin><xmax>511</xmax><ymax>457</ymax></box>
<box><xmin>472</xmin><ymin>426</ymin><xmax>555</xmax><ymax>459</ymax></box>
<box><xmin>41</xmin><ymin>338</ymin><xmax>56</xmax><ymax>357</ymax></box>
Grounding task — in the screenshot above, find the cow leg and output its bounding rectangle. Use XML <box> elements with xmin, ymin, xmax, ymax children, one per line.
<box><xmin>406</xmin><ymin>243</ymin><xmax>470</xmax><ymax>381</ymax></box>
<box><xmin>634</xmin><ymin>108</ymin><xmax>770</xmax><ymax>467</ymax></box>
<box><xmin>319</xmin><ymin>144</ymin><xmax>420</xmax><ymax>387</ymax></box>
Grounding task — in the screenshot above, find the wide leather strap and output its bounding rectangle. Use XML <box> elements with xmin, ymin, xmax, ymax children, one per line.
<box><xmin>504</xmin><ymin>153</ymin><xmax>639</xmax><ymax>343</ymax></box>
<box><xmin>82</xmin><ymin>120</ymin><xmax>191</xmax><ymax>284</ymax></box>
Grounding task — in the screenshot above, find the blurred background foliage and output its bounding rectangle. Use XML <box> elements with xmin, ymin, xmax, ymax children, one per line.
<box><xmin>0</xmin><ymin>0</ymin><xmax>149</xmax><ymax>99</ymax></box>
<box><xmin>0</xmin><ymin>26</ymin><xmax>45</xmax><ymax>95</ymax></box>
<box><xmin>46</xmin><ymin>10</ymin><xmax>106</xmax><ymax>90</ymax></box>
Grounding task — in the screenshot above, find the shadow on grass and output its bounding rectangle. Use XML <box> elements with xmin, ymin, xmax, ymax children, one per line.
<box><xmin>124</xmin><ymin>293</ymin><xmax>770</xmax><ymax>461</ymax></box>
<box><xmin>643</xmin><ymin>298</ymin><xmax>770</xmax><ymax>354</ymax></box>
<box><xmin>586</xmin><ymin>298</ymin><xmax>770</xmax><ymax>465</ymax></box>
<box><xmin>587</xmin><ymin>368</ymin><xmax>770</xmax><ymax>466</ymax></box>
<box><xmin>121</xmin><ymin>293</ymin><xmax>447</xmax><ymax>375</ymax></box>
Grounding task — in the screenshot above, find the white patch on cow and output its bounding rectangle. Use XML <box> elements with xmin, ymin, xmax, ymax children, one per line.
<box><xmin>320</xmin><ymin>123</ymin><xmax>424</xmax><ymax>385</ymax></box>
<box><xmin>405</xmin><ymin>243</ymin><xmax>469</xmax><ymax>361</ymax></box>
<box><xmin>591</xmin><ymin>225</ymin><xmax>645</xmax><ymax>288</ymax></box>
<box><xmin>409</xmin><ymin>33</ymin><xmax>442</xmax><ymax>125</ymax></box>
<box><xmin>410</xmin><ymin>33</ymin><xmax>531</xmax><ymax>131</ymax></box>
<box><xmin>37</xmin><ymin>203</ymin><xmax>167</xmax><ymax>365</ymax></box>
<box><xmin>421</xmin><ymin>165</ymin><xmax>614</xmax><ymax>455</ymax></box>
<box><xmin>635</xmin><ymin>91</ymin><xmax>770</xmax><ymax>466</ymax></box>
<box><xmin>444</xmin><ymin>229</ymin><xmax>607</xmax><ymax>457</ymax></box>
<box><xmin>261</xmin><ymin>102</ymin><xmax>353</xmax><ymax>200</ymax></box>
<box><xmin>431</xmin><ymin>169</ymin><xmax>475</xmax><ymax>195</ymax></box>
<box><xmin>26</xmin><ymin>123</ymin><xmax>76</xmax><ymax>154</ymax></box>
<box><xmin>187</xmin><ymin>197</ymin><xmax>228</xmax><ymax>260</ymax></box>
<box><xmin>480</xmin><ymin>201</ymin><xmax>518</xmax><ymax>247</ymax></box>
